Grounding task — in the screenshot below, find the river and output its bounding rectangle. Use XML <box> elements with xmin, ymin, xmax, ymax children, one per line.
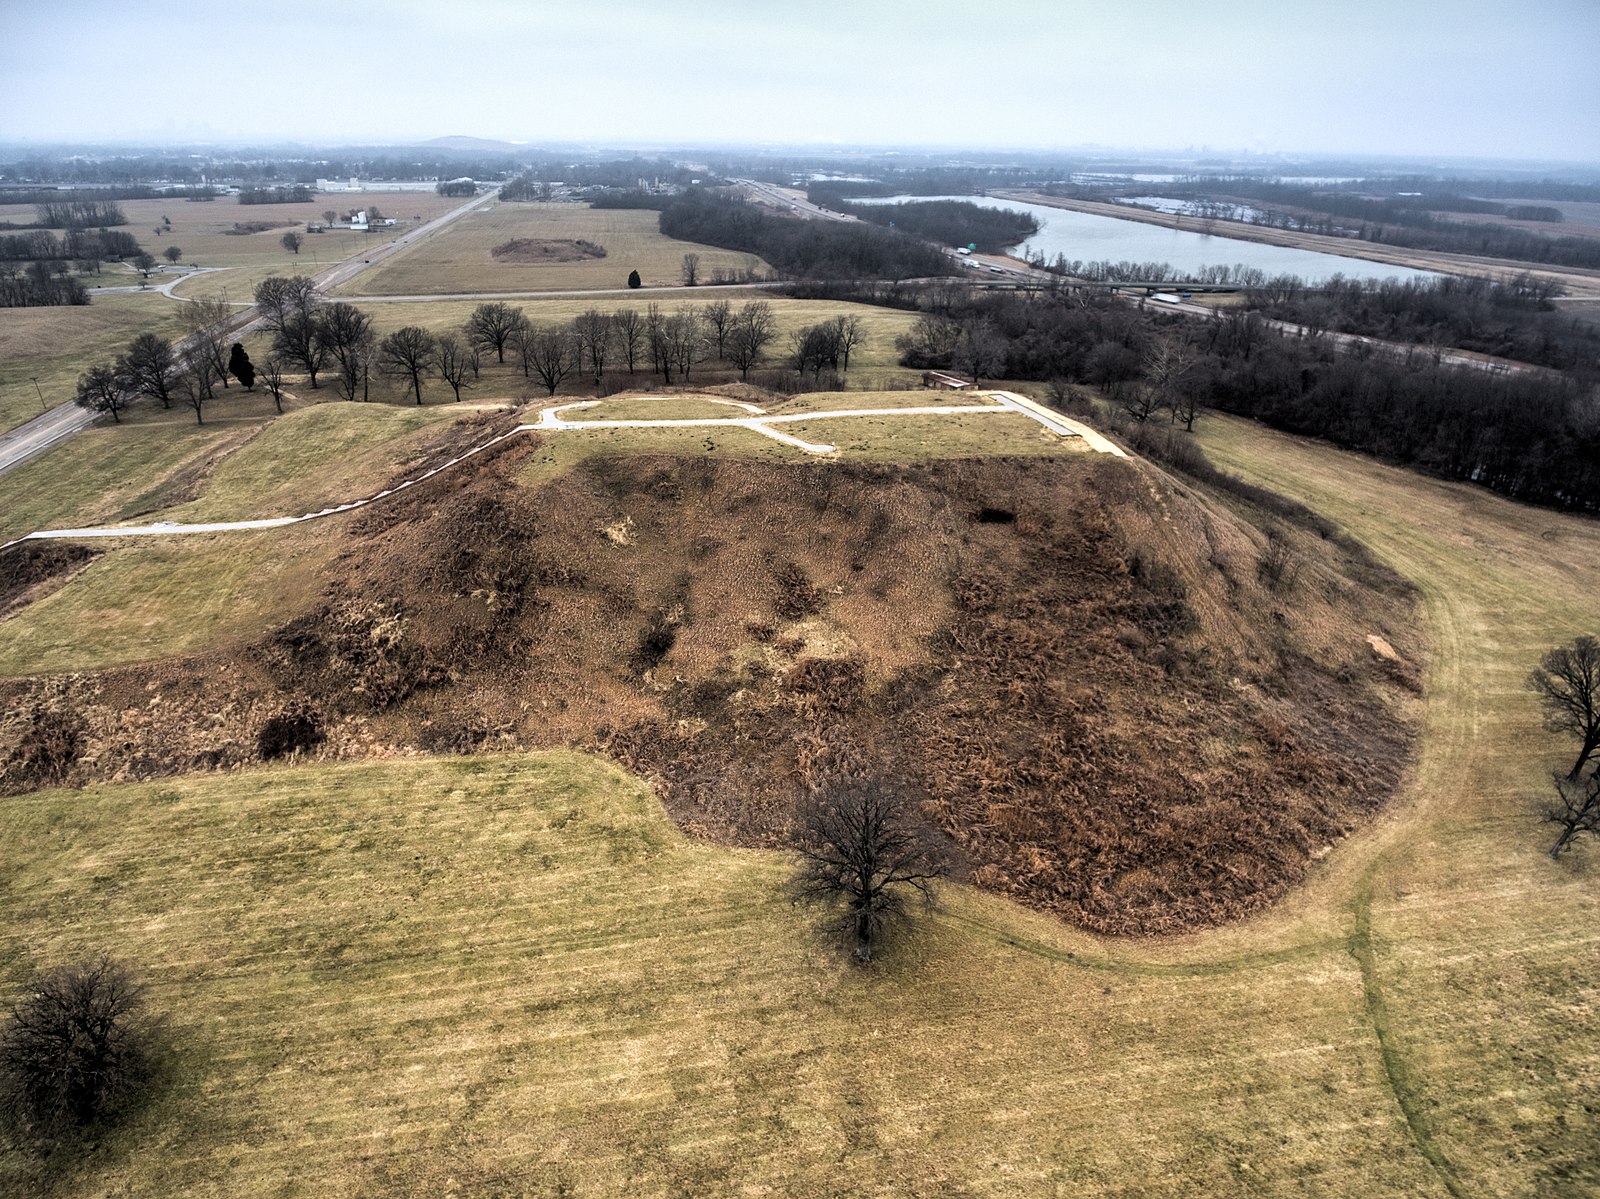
<box><xmin>858</xmin><ymin>194</ymin><xmax>1435</xmax><ymax>283</ymax></box>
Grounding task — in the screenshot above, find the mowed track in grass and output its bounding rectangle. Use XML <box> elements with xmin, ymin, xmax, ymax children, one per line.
<box><xmin>1</xmin><ymin>412</ymin><xmax>1595</xmax><ymax>1196</ymax></box>
<box><xmin>334</xmin><ymin>200</ymin><xmax>769</xmax><ymax>295</ymax></box>
<box><xmin>0</xmin><ymin>752</ymin><xmax>1440</xmax><ymax>1198</ymax></box>
<box><xmin>1190</xmin><ymin>415</ymin><xmax>1600</xmax><ymax>1195</ymax></box>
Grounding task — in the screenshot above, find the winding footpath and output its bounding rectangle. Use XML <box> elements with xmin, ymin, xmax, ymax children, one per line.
<box><xmin>0</xmin><ymin>392</ymin><xmax>1118</xmax><ymax>554</ymax></box>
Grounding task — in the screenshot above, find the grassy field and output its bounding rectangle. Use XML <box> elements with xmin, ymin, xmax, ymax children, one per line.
<box><xmin>0</xmin><ymin>524</ymin><xmax>335</xmax><ymax>675</ymax></box>
<box><xmin>1</xmin><ymin>407</ymin><xmax>1596</xmax><ymax>1195</ymax></box>
<box><xmin>0</xmin><ymin>752</ymin><xmax>1441</xmax><ymax>1198</ymax></box>
<box><xmin>0</xmin><ymin>292</ymin><xmax>189</xmax><ymax>434</ymax></box>
<box><xmin>334</xmin><ymin>200</ymin><xmax>769</xmax><ymax>295</ymax></box>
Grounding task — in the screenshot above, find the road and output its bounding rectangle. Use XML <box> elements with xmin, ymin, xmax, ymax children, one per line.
<box><xmin>731</xmin><ymin>178</ymin><xmax>857</xmax><ymax>222</ymax></box>
<box><xmin>0</xmin><ymin>187</ymin><xmax>501</xmax><ymax>478</ymax></box>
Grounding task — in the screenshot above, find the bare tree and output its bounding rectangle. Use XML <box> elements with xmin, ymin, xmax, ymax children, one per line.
<box><xmin>832</xmin><ymin>314</ymin><xmax>866</xmax><ymax>372</ymax></box>
<box><xmin>378</xmin><ymin>325</ymin><xmax>438</xmax><ymax>404</ymax></box>
<box><xmin>572</xmin><ymin>308</ymin><xmax>613</xmax><ymax>391</ymax></box>
<box><xmin>260</xmin><ymin>355</ymin><xmax>288</xmax><ymax>413</ymax></box>
<box><xmin>280</xmin><ymin>231</ymin><xmax>302</xmax><ymax>255</ymax></box>
<box><xmin>681</xmin><ymin>252</ymin><xmax>700</xmax><ymax>286</ymax></box>
<box><xmin>466</xmin><ymin>301</ymin><xmax>528</xmax><ymax>364</ymax></box>
<box><xmin>272</xmin><ymin>312</ymin><xmax>328</xmax><ymax>390</ymax></box>
<box><xmin>253</xmin><ymin>275</ymin><xmax>319</xmax><ymax>335</ymax></box>
<box><xmin>702</xmin><ymin>299</ymin><xmax>733</xmax><ymax>359</ymax></box>
<box><xmin>1142</xmin><ymin>335</ymin><xmax>1201</xmax><ymax>430</ymax></box>
<box><xmin>1529</xmin><ymin>635</ymin><xmax>1600</xmax><ymax>780</ymax></box>
<box><xmin>434</xmin><ymin>334</ymin><xmax>473</xmax><ymax>402</ymax></box>
<box><xmin>74</xmin><ymin>364</ymin><xmax>126</xmax><ymax>423</ymax></box>
<box><xmin>162</xmin><ymin>245</ymin><xmax>182</xmax><ymax>264</ymax></box>
<box><xmin>524</xmin><ymin>325</ymin><xmax>578</xmax><ymax>395</ymax></box>
<box><xmin>664</xmin><ymin>307</ymin><xmax>704</xmax><ymax>382</ymax></box>
<box><xmin>726</xmin><ymin>300</ymin><xmax>776</xmax><ymax>381</ymax></box>
<box><xmin>0</xmin><ymin>955</ymin><xmax>152</xmax><ymax>1151</ymax></box>
<box><xmin>612</xmin><ymin>308</ymin><xmax>645</xmax><ymax>374</ymax></box>
<box><xmin>791</xmin><ymin>779</ymin><xmax>947</xmax><ymax>963</ymax></box>
<box><xmin>175</xmin><ymin>350</ymin><xmax>214</xmax><ymax>424</ymax></box>
<box><xmin>1547</xmin><ymin>768</ymin><xmax>1600</xmax><ymax>858</ymax></box>
<box><xmin>644</xmin><ymin>303</ymin><xmax>670</xmax><ymax>382</ymax></box>
<box><xmin>114</xmin><ymin>333</ymin><xmax>176</xmax><ymax>409</ymax></box>
<box><xmin>954</xmin><ymin>318</ymin><xmax>1005</xmax><ymax>386</ymax></box>
<box><xmin>322</xmin><ymin>209</ymin><xmax>338</xmax><ymax>227</ymax></box>
<box><xmin>183</xmin><ymin>296</ymin><xmax>235</xmax><ymax>390</ymax></box>
<box><xmin>317</xmin><ymin>303</ymin><xmax>376</xmax><ymax>401</ymax></box>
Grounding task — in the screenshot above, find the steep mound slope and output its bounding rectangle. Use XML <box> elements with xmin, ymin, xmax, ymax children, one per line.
<box><xmin>0</xmin><ymin>447</ymin><xmax>1421</xmax><ymax>934</ymax></box>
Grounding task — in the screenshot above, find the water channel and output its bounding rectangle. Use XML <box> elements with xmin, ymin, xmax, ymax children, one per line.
<box><xmin>859</xmin><ymin>194</ymin><xmax>1435</xmax><ymax>283</ymax></box>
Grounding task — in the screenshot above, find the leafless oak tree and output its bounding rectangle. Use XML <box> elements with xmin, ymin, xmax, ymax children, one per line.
<box><xmin>378</xmin><ymin>325</ymin><xmax>437</xmax><ymax>404</ymax></box>
<box><xmin>466</xmin><ymin>301</ymin><xmax>528</xmax><ymax>364</ymax></box>
<box><xmin>791</xmin><ymin>779</ymin><xmax>947</xmax><ymax>963</ymax></box>
<box><xmin>74</xmin><ymin>364</ymin><xmax>126</xmax><ymax>423</ymax></box>
<box><xmin>434</xmin><ymin>334</ymin><xmax>473</xmax><ymax>402</ymax></box>
<box><xmin>1529</xmin><ymin>635</ymin><xmax>1600</xmax><ymax>780</ymax></box>
<box><xmin>726</xmin><ymin>300</ymin><xmax>777</xmax><ymax>381</ymax></box>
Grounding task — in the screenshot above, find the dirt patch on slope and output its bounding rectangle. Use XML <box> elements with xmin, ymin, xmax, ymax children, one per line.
<box><xmin>490</xmin><ymin>238</ymin><xmax>607</xmax><ymax>263</ymax></box>
<box><xmin>0</xmin><ymin>450</ymin><xmax>1422</xmax><ymax>935</ymax></box>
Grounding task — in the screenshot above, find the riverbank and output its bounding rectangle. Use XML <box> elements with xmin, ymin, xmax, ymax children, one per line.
<box><xmin>997</xmin><ymin>190</ymin><xmax>1600</xmax><ymax>297</ymax></box>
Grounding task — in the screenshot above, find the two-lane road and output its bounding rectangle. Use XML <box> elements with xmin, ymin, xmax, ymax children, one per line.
<box><xmin>0</xmin><ymin>187</ymin><xmax>500</xmax><ymax>477</ymax></box>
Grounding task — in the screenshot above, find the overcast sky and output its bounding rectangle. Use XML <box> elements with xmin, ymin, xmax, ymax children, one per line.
<box><xmin>2</xmin><ymin>0</ymin><xmax>1596</xmax><ymax>161</ymax></box>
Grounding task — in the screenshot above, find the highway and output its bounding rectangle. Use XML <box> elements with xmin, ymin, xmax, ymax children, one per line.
<box><xmin>0</xmin><ymin>187</ymin><xmax>500</xmax><ymax>478</ymax></box>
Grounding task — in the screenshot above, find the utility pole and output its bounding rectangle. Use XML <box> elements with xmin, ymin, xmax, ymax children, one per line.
<box><xmin>31</xmin><ymin>376</ymin><xmax>46</xmax><ymax>413</ymax></box>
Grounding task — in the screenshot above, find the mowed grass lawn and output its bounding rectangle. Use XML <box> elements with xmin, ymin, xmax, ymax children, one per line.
<box><xmin>0</xmin><ymin>397</ymin><xmax>475</xmax><ymax>543</ymax></box>
<box><xmin>335</xmin><ymin>200</ymin><xmax>769</xmax><ymax>295</ymax></box>
<box><xmin>0</xmin><ymin>293</ymin><xmax>188</xmax><ymax>434</ymax></box>
<box><xmin>0</xmin><ymin>524</ymin><xmax>336</xmax><ymax>675</ymax></box>
<box><xmin>1</xmin><ymin>412</ymin><xmax>1596</xmax><ymax>1196</ymax></box>
<box><xmin>0</xmin><ymin>752</ymin><xmax>1440</xmax><ymax>1198</ymax></box>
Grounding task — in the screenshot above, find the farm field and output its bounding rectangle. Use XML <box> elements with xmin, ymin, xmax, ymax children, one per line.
<box><xmin>0</xmin><ymin>292</ymin><xmax>188</xmax><ymax>434</ymax></box>
<box><xmin>334</xmin><ymin>200</ymin><xmax>770</xmax><ymax>295</ymax></box>
<box><xmin>0</xmin><ymin>411</ymin><xmax>1594</xmax><ymax>1195</ymax></box>
<box><xmin>0</xmin><ymin>193</ymin><xmax>462</xmax><ymax>308</ymax></box>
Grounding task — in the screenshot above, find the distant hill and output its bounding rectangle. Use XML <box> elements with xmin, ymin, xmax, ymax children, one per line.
<box><xmin>422</xmin><ymin>135</ymin><xmax>527</xmax><ymax>153</ymax></box>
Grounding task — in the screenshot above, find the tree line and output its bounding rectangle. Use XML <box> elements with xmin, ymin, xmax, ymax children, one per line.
<box><xmin>1242</xmin><ymin>272</ymin><xmax>1598</xmax><ymax>371</ymax></box>
<box><xmin>837</xmin><ymin>199</ymin><xmax>1038</xmax><ymax>254</ymax></box>
<box><xmin>656</xmin><ymin>189</ymin><xmax>952</xmax><ymax>281</ymax></box>
<box><xmin>1108</xmin><ymin>179</ymin><xmax>1600</xmax><ymax>271</ymax></box>
<box><xmin>75</xmin><ymin>297</ymin><xmax>257</xmax><ymax>424</ymax></box>
<box><xmin>0</xmin><ymin>263</ymin><xmax>89</xmax><ymax>307</ymax></box>
<box><xmin>894</xmin><ymin>285</ymin><xmax>1599</xmax><ymax>513</ymax></box>
<box><xmin>237</xmin><ymin>185</ymin><xmax>314</xmax><ymax>205</ymax></box>
<box><xmin>0</xmin><ymin>228</ymin><xmax>142</xmax><ymax>263</ymax></box>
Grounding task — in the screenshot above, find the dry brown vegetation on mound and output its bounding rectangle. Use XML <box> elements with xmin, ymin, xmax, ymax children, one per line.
<box><xmin>0</xmin><ymin>446</ymin><xmax>1422</xmax><ymax>934</ymax></box>
<box><xmin>490</xmin><ymin>237</ymin><xmax>607</xmax><ymax>263</ymax></box>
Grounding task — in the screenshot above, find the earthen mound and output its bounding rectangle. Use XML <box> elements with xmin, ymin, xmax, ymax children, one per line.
<box><xmin>0</xmin><ymin>447</ymin><xmax>1421</xmax><ymax>935</ymax></box>
<box><xmin>490</xmin><ymin>238</ymin><xmax>607</xmax><ymax>263</ymax></box>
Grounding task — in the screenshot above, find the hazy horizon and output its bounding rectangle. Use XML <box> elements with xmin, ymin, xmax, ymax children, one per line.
<box><xmin>2</xmin><ymin>0</ymin><xmax>1598</xmax><ymax>163</ymax></box>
